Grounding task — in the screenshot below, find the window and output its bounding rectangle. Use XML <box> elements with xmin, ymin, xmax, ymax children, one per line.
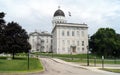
<box><xmin>77</xmin><ymin>47</ymin><xmax>80</xmax><ymax>51</ymax></box>
<box><xmin>32</xmin><ymin>36</ymin><xmax>34</xmax><ymax>38</ymax></box>
<box><xmin>32</xmin><ymin>39</ymin><xmax>34</xmax><ymax>48</ymax></box>
<box><xmin>68</xmin><ymin>47</ymin><xmax>70</xmax><ymax>50</ymax></box>
<box><xmin>46</xmin><ymin>39</ymin><xmax>48</xmax><ymax>43</ymax></box>
<box><xmin>82</xmin><ymin>48</ymin><xmax>84</xmax><ymax>51</ymax></box>
<box><xmin>73</xmin><ymin>40</ymin><xmax>75</xmax><ymax>45</ymax></box>
<box><xmin>32</xmin><ymin>39</ymin><xmax>34</xmax><ymax>44</ymax></box>
<box><xmin>77</xmin><ymin>31</ymin><xmax>80</xmax><ymax>36</ymax></box>
<box><xmin>72</xmin><ymin>31</ymin><xmax>74</xmax><ymax>36</ymax></box>
<box><xmin>77</xmin><ymin>41</ymin><xmax>79</xmax><ymax>46</ymax></box>
<box><xmin>82</xmin><ymin>31</ymin><xmax>84</xmax><ymax>37</ymax></box>
<box><xmin>62</xmin><ymin>40</ymin><xmax>65</xmax><ymax>45</ymax></box>
<box><xmin>67</xmin><ymin>40</ymin><xmax>70</xmax><ymax>45</ymax></box>
<box><xmin>82</xmin><ymin>41</ymin><xmax>84</xmax><ymax>46</ymax></box>
<box><xmin>62</xmin><ymin>30</ymin><xmax>64</xmax><ymax>36</ymax></box>
<box><xmin>62</xmin><ymin>47</ymin><xmax>65</xmax><ymax>50</ymax></box>
<box><xmin>67</xmin><ymin>31</ymin><xmax>69</xmax><ymax>36</ymax></box>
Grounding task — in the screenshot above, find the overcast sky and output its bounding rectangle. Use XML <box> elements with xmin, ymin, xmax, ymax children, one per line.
<box><xmin>0</xmin><ymin>0</ymin><xmax>120</xmax><ymax>35</ymax></box>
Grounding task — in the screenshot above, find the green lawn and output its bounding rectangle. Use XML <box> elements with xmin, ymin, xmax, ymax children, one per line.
<box><xmin>34</xmin><ymin>52</ymin><xmax>97</xmax><ymax>59</ymax></box>
<box><xmin>0</xmin><ymin>56</ymin><xmax>43</xmax><ymax>73</ymax></box>
<box><xmin>34</xmin><ymin>52</ymin><xmax>120</xmax><ymax>65</ymax></box>
<box><xmin>62</xmin><ymin>58</ymin><xmax>120</xmax><ymax>64</ymax></box>
<box><xmin>100</xmin><ymin>68</ymin><xmax>120</xmax><ymax>73</ymax></box>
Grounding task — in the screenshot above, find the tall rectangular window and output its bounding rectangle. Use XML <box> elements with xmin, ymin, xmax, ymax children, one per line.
<box><xmin>77</xmin><ymin>31</ymin><xmax>80</xmax><ymax>36</ymax></box>
<box><xmin>72</xmin><ymin>31</ymin><xmax>74</xmax><ymax>36</ymax></box>
<box><xmin>73</xmin><ymin>40</ymin><xmax>75</xmax><ymax>45</ymax></box>
<box><xmin>62</xmin><ymin>30</ymin><xmax>64</xmax><ymax>36</ymax></box>
<box><xmin>67</xmin><ymin>40</ymin><xmax>70</xmax><ymax>45</ymax></box>
<box><xmin>77</xmin><ymin>41</ymin><xmax>79</xmax><ymax>46</ymax></box>
<box><xmin>77</xmin><ymin>47</ymin><xmax>80</xmax><ymax>51</ymax></box>
<box><xmin>67</xmin><ymin>31</ymin><xmax>69</xmax><ymax>36</ymax></box>
<box><xmin>32</xmin><ymin>39</ymin><xmax>34</xmax><ymax>48</ymax></box>
<box><xmin>46</xmin><ymin>39</ymin><xmax>48</xmax><ymax>43</ymax></box>
<box><xmin>82</xmin><ymin>47</ymin><xmax>84</xmax><ymax>51</ymax></box>
<box><xmin>82</xmin><ymin>41</ymin><xmax>84</xmax><ymax>46</ymax></box>
<box><xmin>62</xmin><ymin>40</ymin><xmax>65</xmax><ymax>45</ymax></box>
<box><xmin>82</xmin><ymin>31</ymin><xmax>84</xmax><ymax>37</ymax></box>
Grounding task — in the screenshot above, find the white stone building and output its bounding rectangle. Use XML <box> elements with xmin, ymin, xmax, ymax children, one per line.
<box><xmin>52</xmin><ymin>8</ymin><xmax>88</xmax><ymax>54</ymax></box>
<box><xmin>29</xmin><ymin>7</ymin><xmax>88</xmax><ymax>54</ymax></box>
<box><xmin>29</xmin><ymin>31</ymin><xmax>52</xmax><ymax>52</ymax></box>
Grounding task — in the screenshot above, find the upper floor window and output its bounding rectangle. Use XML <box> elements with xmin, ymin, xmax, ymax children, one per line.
<box><xmin>62</xmin><ymin>30</ymin><xmax>64</xmax><ymax>36</ymax></box>
<box><xmin>72</xmin><ymin>40</ymin><xmax>75</xmax><ymax>45</ymax></box>
<box><xmin>77</xmin><ymin>31</ymin><xmax>80</xmax><ymax>36</ymax></box>
<box><xmin>72</xmin><ymin>31</ymin><xmax>74</xmax><ymax>36</ymax></box>
<box><xmin>82</xmin><ymin>31</ymin><xmax>84</xmax><ymax>37</ymax></box>
<box><xmin>67</xmin><ymin>31</ymin><xmax>69</xmax><ymax>36</ymax></box>
<box><xmin>32</xmin><ymin>36</ymin><xmax>34</xmax><ymax>38</ymax></box>
<box><xmin>62</xmin><ymin>40</ymin><xmax>65</xmax><ymax>45</ymax></box>
<box><xmin>46</xmin><ymin>39</ymin><xmax>48</xmax><ymax>43</ymax></box>
<box><xmin>46</xmin><ymin>45</ymin><xmax>48</xmax><ymax>49</ymax></box>
<box><xmin>77</xmin><ymin>41</ymin><xmax>79</xmax><ymax>46</ymax></box>
<box><xmin>32</xmin><ymin>39</ymin><xmax>34</xmax><ymax>48</ymax></box>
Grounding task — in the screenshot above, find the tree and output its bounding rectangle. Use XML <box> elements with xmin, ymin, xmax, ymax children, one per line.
<box><xmin>0</xmin><ymin>12</ymin><xmax>31</xmax><ymax>59</ymax></box>
<box><xmin>0</xmin><ymin>12</ymin><xmax>6</xmax><ymax>53</ymax></box>
<box><xmin>89</xmin><ymin>28</ymin><xmax>120</xmax><ymax>58</ymax></box>
<box><xmin>5</xmin><ymin>21</ymin><xmax>31</xmax><ymax>59</ymax></box>
<box><xmin>115</xmin><ymin>34</ymin><xmax>120</xmax><ymax>58</ymax></box>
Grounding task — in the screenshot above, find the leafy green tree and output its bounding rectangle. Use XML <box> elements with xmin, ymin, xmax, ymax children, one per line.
<box><xmin>0</xmin><ymin>12</ymin><xmax>31</xmax><ymax>59</ymax></box>
<box><xmin>0</xmin><ymin>12</ymin><xmax>6</xmax><ymax>53</ymax></box>
<box><xmin>90</xmin><ymin>28</ymin><xmax>120</xmax><ymax>58</ymax></box>
<box><xmin>5</xmin><ymin>21</ymin><xmax>31</xmax><ymax>59</ymax></box>
<box><xmin>115</xmin><ymin>34</ymin><xmax>120</xmax><ymax>58</ymax></box>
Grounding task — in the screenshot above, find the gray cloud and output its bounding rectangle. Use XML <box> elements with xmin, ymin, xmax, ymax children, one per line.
<box><xmin>0</xmin><ymin>0</ymin><xmax>120</xmax><ymax>35</ymax></box>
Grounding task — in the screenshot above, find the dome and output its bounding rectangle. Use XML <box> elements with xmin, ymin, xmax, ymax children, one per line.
<box><xmin>54</xmin><ymin>9</ymin><xmax>65</xmax><ymax>17</ymax></box>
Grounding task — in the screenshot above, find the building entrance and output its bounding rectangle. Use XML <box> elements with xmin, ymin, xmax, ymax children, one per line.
<box><xmin>71</xmin><ymin>46</ymin><xmax>76</xmax><ymax>54</ymax></box>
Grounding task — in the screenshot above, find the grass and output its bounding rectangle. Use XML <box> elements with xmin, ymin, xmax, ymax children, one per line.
<box><xmin>34</xmin><ymin>52</ymin><xmax>97</xmax><ymax>59</ymax></box>
<box><xmin>33</xmin><ymin>52</ymin><xmax>120</xmax><ymax>65</ymax></box>
<box><xmin>0</xmin><ymin>56</ymin><xmax>43</xmax><ymax>73</ymax></box>
<box><xmin>100</xmin><ymin>68</ymin><xmax>120</xmax><ymax>73</ymax></box>
<box><xmin>63</xmin><ymin>58</ymin><xmax>120</xmax><ymax>64</ymax></box>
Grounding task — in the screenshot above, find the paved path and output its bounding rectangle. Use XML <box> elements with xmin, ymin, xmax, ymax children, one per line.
<box><xmin>32</xmin><ymin>58</ymin><xmax>120</xmax><ymax>75</ymax></box>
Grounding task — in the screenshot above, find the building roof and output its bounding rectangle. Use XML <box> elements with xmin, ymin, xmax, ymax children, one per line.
<box><xmin>29</xmin><ymin>31</ymin><xmax>52</xmax><ymax>36</ymax></box>
<box><xmin>52</xmin><ymin>23</ymin><xmax>88</xmax><ymax>33</ymax></box>
<box><xmin>53</xmin><ymin>9</ymin><xmax>65</xmax><ymax>17</ymax></box>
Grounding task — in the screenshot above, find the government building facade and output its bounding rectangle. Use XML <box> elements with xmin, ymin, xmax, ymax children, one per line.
<box><xmin>29</xmin><ymin>7</ymin><xmax>88</xmax><ymax>54</ymax></box>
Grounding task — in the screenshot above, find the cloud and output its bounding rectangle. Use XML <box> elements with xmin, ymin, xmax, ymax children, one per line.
<box><xmin>0</xmin><ymin>0</ymin><xmax>120</xmax><ymax>35</ymax></box>
<box><xmin>62</xmin><ymin>0</ymin><xmax>120</xmax><ymax>35</ymax></box>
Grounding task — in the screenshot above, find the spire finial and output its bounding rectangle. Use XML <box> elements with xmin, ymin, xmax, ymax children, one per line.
<box><xmin>58</xmin><ymin>6</ymin><xmax>60</xmax><ymax>9</ymax></box>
